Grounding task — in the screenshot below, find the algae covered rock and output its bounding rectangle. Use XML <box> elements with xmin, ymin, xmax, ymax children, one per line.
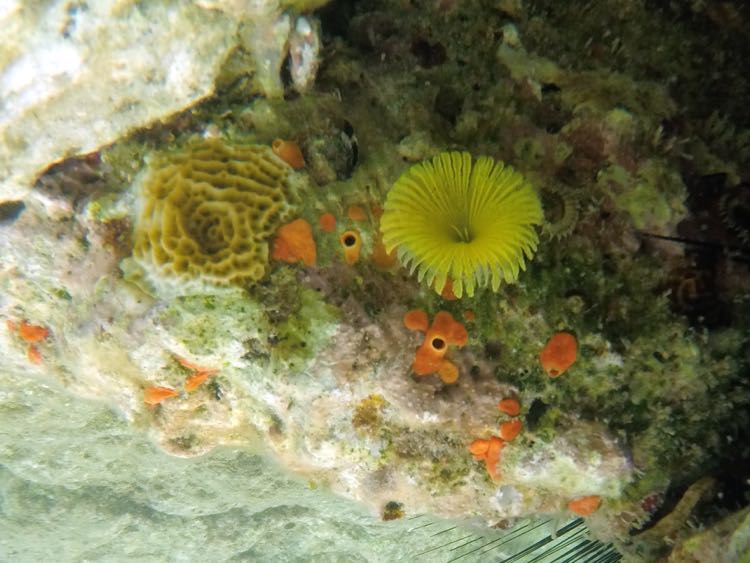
<box><xmin>131</xmin><ymin>139</ymin><xmax>296</xmax><ymax>294</ymax></box>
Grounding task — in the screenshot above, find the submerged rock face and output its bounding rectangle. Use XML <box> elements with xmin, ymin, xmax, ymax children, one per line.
<box><xmin>0</xmin><ymin>186</ymin><xmax>631</xmax><ymax>526</ymax></box>
<box><xmin>0</xmin><ymin>0</ymin><xmax>327</xmax><ymax>202</ymax></box>
<box><xmin>0</xmin><ymin>1</ymin><xmax>235</xmax><ymax>201</ymax></box>
<box><xmin>2</xmin><ymin>0</ymin><xmax>750</xmax><ymax>559</ymax></box>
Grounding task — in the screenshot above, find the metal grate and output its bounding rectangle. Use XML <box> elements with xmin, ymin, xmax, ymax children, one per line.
<box><xmin>404</xmin><ymin>516</ymin><xmax>622</xmax><ymax>563</ymax></box>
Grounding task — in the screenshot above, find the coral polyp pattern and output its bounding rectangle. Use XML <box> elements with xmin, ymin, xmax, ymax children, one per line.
<box><xmin>133</xmin><ymin>139</ymin><xmax>294</xmax><ymax>287</ymax></box>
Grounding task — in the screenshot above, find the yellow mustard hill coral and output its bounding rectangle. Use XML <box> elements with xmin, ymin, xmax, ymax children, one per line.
<box><xmin>133</xmin><ymin>138</ymin><xmax>295</xmax><ymax>288</ymax></box>
<box><xmin>381</xmin><ymin>151</ymin><xmax>542</xmax><ymax>298</ymax></box>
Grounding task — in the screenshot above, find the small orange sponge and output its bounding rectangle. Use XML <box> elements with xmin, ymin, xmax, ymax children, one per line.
<box><xmin>403</xmin><ymin>310</ymin><xmax>430</xmax><ymax>332</ymax></box>
<box><xmin>319</xmin><ymin>212</ymin><xmax>336</xmax><ymax>233</ymax></box>
<box><xmin>497</xmin><ymin>398</ymin><xmax>521</xmax><ymax>417</ymax></box>
<box><xmin>568</xmin><ymin>495</ymin><xmax>601</xmax><ymax>516</ymax></box>
<box><xmin>272</xmin><ymin>218</ymin><xmax>317</xmax><ymax>267</ymax></box>
<box><xmin>413</xmin><ymin>311</ymin><xmax>467</xmax><ymax>376</ymax></box>
<box><xmin>469</xmin><ymin>436</ymin><xmax>506</xmax><ymax>480</ymax></box>
<box><xmin>437</xmin><ymin>359</ymin><xmax>459</xmax><ymax>384</ymax></box>
<box><xmin>340</xmin><ymin>230</ymin><xmax>362</xmax><ymax>265</ymax></box>
<box><xmin>499</xmin><ymin>419</ymin><xmax>522</xmax><ymax>441</ymax></box>
<box><xmin>540</xmin><ymin>332</ymin><xmax>577</xmax><ymax>377</ymax></box>
<box><xmin>272</xmin><ymin>139</ymin><xmax>305</xmax><ymax>169</ymax></box>
<box><xmin>144</xmin><ymin>386</ymin><xmax>180</xmax><ymax>407</ymax></box>
<box><xmin>347</xmin><ymin>205</ymin><xmax>367</xmax><ymax>221</ymax></box>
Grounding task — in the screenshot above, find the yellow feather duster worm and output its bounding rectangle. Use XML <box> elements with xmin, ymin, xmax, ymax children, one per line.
<box><xmin>381</xmin><ymin>151</ymin><xmax>542</xmax><ymax>298</ymax></box>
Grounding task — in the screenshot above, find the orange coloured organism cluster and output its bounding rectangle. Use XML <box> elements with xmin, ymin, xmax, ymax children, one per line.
<box><xmin>469</xmin><ymin>436</ymin><xmax>505</xmax><ymax>481</ymax></box>
<box><xmin>403</xmin><ymin>310</ymin><xmax>467</xmax><ymax>384</ymax></box>
<box><xmin>143</xmin><ymin>355</ymin><xmax>220</xmax><ymax>408</ymax></box>
<box><xmin>272</xmin><ymin>218</ymin><xmax>317</xmax><ymax>267</ymax></box>
<box><xmin>468</xmin><ymin>397</ymin><xmax>523</xmax><ymax>480</ymax></box>
<box><xmin>499</xmin><ymin>419</ymin><xmax>523</xmax><ymax>441</ymax></box>
<box><xmin>6</xmin><ymin>319</ymin><xmax>49</xmax><ymax>365</ymax></box>
<box><xmin>403</xmin><ymin>310</ymin><xmax>429</xmax><ymax>332</ymax></box>
<box><xmin>497</xmin><ymin>398</ymin><xmax>521</xmax><ymax>417</ymax></box>
<box><xmin>317</xmin><ymin>200</ymin><xmax>399</xmax><ymax>270</ymax></box>
<box><xmin>176</xmin><ymin>355</ymin><xmax>219</xmax><ymax>392</ymax></box>
<box><xmin>496</xmin><ymin>398</ymin><xmax>523</xmax><ymax>441</ymax></box>
<box><xmin>540</xmin><ymin>332</ymin><xmax>577</xmax><ymax>377</ymax></box>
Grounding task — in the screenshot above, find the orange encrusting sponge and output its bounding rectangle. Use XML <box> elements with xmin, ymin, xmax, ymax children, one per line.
<box><xmin>18</xmin><ymin>322</ymin><xmax>49</xmax><ymax>342</ymax></box>
<box><xmin>437</xmin><ymin>360</ymin><xmax>459</xmax><ymax>384</ymax></box>
<box><xmin>540</xmin><ymin>332</ymin><xmax>577</xmax><ymax>377</ymax></box>
<box><xmin>319</xmin><ymin>212</ymin><xmax>336</xmax><ymax>233</ymax></box>
<box><xmin>176</xmin><ymin>355</ymin><xmax>219</xmax><ymax>392</ymax></box>
<box><xmin>144</xmin><ymin>386</ymin><xmax>180</xmax><ymax>407</ymax></box>
<box><xmin>272</xmin><ymin>218</ymin><xmax>317</xmax><ymax>267</ymax></box>
<box><xmin>413</xmin><ymin>311</ymin><xmax>467</xmax><ymax>376</ymax></box>
<box><xmin>403</xmin><ymin>310</ymin><xmax>429</xmax><ymax>332</ymax></box>
<box><xmin>272</xmin><ymin>139</ymin><xmax>305</xmax><ymax>169</ymax></box>
<box><xmin>185</xmin><ymin>371</ymin><xmax>214</xmax><ymax>392</ymax></box>
<box><xmin>347</xmin><ymin>205</ymin><xmax>367</xmax><ymax>221</ymax></box>
<box><xmin>497</xmin><ymin>398</ymin><xmax>521</xmax><ymax>416</ymax></box>
<box><xmin>7</xmin><ymin>319</ymin><xmax>50</xmax><ymax>364</ymax></box>
<box><xmin>499</xmin><ymin>419</ymin><xmax>522</xmax><ymax>441</ymax></box>
<box><xmin>469</xmin><ymin>436</ymin><xmax>505</xmax><ymax>481</ymax></box>
<box><xmin>403</xmin><ymin>310</ymin><xmax>468</xmax><ymax>384</ymax></box>
<box><xmin>568</xmin><ymin>495</ymin><xmax>601</xmax><ymax>516</ymax></box>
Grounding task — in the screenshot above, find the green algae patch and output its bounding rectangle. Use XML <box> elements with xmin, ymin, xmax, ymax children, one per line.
<box><xmin>153</xmin><ymin>268</ymin><xmax>340</xmax><ymax>373</ymax></box>
<box><xmin>387</xmin><ymin>428</ymin><xmax>471</xmax><ymax>496</ymax></box>
<box><xmin>252</xmin><ymin>268</ymin><xmax>340</xmax><ymax>370</ymax></box>
<box><xmin>599</xmin><ymin>161</ymin><xmax>688</xmax><ymax>232</ymax></box>
<box><xmin>272</xmin><ymin>285</ymin><xmax>339</xmax><ymax>368</ymax></box>
<box><xmin>158</xmin><ymin>291</ymin><xmax>268</xmax><ymax>356</ymax></box>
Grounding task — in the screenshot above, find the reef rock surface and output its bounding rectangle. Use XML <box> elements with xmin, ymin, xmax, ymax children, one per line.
<box><xmin>0</xmin><ymin>0</ymin><xmax>326</xmax><ymax>202</ymax></box>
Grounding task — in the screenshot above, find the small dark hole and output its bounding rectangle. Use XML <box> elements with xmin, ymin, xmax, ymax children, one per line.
<box><xmin>431</xmin><ymin>338</ymin><xmax>445</xmax><ymax>350</ymax></box>
<box><xmin>0</xmin><ymin>200</ymin><xmax>26</xmax><ymax>225</ymax></box>
<box><xmin>343</xmin><ymin>234</ymin><xmax>357</xmax><ymax>246</ymax></box>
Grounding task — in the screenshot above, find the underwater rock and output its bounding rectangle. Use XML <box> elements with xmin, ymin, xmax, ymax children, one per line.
<box><xmin>0</xmin><ymin>0</ymin><xmax>331</xmax><ymax>202</ymax></box>
<box><xmin>3</xmin><ymin>1</ymin><xmax>750</xmax><ymax>558</ymax></box>
<box><xmin>0</xmin><ymin>1</ymin><xmax>237</xmax><ymax>201</ymax></box>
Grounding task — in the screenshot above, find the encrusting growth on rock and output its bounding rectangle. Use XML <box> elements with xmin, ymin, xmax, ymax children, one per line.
<box><xmin>568</xmin><ymin>495</ymin><xmax>602</xmax><ymax>516</ymax></box>
<box><xmin>339</xmin><ymin>229</ymin><xmax>362</xmax><ymax>265</ymax></box>
<box><xmin>132</xmin><ymin>138</ymin><xmax>295</xmax><ymax>288</ymax></box>
<box><xmin>143</xmin><ymin>386</ymin><xmax>180</xmax><ymax>407</ymax></box>
<box><xmin>272</xmin><ymin>218</ymin><xmax>317</xmax><ymax>267</ymax></box>
<box><xmin>318</xmin><ymin>212</ymin><xmax>336</xmax><ymax>233</ymax></box>
<box><xmin>498</xmin><ymin>398</ymin><xmax>521</xmax><ymax>416</ymax></box>
<box><xmin>540</xmin><ymin>332</ymin><xmax>578</xmax><ymax>377</ymax></box>
<box><xmin>403</xmin><ymin>310</ymin><xmax>467</xmax><ymax>383</ymax></box>
<box><xmin>272</xmin><ymin>139</ymin><xmax>305</xmax><ymax>170</ymax></box>
<box><xmin>470</xmin><ymin>436</ymin><xmax>506</xmax><ymax>481</ymax></box>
